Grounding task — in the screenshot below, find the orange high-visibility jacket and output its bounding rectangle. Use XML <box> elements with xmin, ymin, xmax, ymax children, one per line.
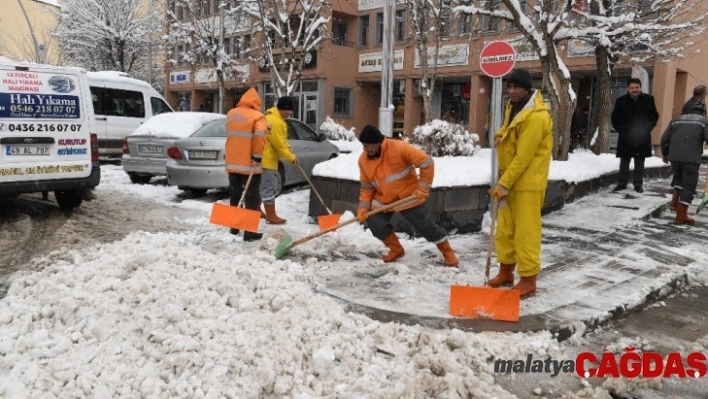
<box><xmin>358</xmin><ymin>138</ymin><xmax>434</xmax><ymax>212</ymax></box>
<box><xmin>225</xmin><ymin>88</ymin><xmax>268</xmax><ymax>175</ymax></box>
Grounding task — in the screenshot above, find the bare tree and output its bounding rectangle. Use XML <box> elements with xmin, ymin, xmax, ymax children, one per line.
<box><xmin>54</xmin><ymin>0</ymin><xmax>162</xmax><ymax>87</ymax></box>
<box><xmin>167</xmin><ymin>0</ymin><xmax>256</xmax><ymax>112</ymax></box>
<box><xmin>577</xmin><ymin>0</ymin><xmax>707</xmax><ymax>154</ymax></box>
<box><xmin>456</xmin><ymin>0</ymin><xmax>579</xmax><ymax>160</ymax></box>
<box><xmin>250</xmin><ymin>0</ymin><xmax>330</xmax><ymax>98</ymax></box>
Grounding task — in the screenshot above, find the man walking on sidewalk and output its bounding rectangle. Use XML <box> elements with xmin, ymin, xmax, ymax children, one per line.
<box><xmin>660</xmin><ymin>101</ymin><xmax>708</xmax><ymax>225</ymax></box>
<box><xmin>487</xmin><ymin>68</ymin><xmax>553</xmax><ymax>299</ymax></box>
<box><xmin>225</xmin><ymin>87</ymin><xmax>268</xmax><ymax>241</ymax></box>
<box><xmin>611</xmin><ymin>78</ymin><xmax>660</xmax><ymax>193</ymax></box>
<box><xmin>261</xmin><ymin>97</ymin><xmax>298</xmax><ymax>225</ymax></box>
<box><xmin>356</xmin><ymin>125</ymin><xmax>459</xmax><ymax>267</ymax></box>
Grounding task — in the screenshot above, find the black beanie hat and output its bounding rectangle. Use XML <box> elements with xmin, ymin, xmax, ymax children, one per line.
<box><xmin>359</xmin><ymin>125</ymin><xmax>385</xmax><ymax>144</ymax></box>
<box><xmin>506</xmin><ymin>68</ymin><xmax>533</xmax><ymax>92</ymax></box>
<box><xmin>277</xmin><ymin>97</ymin><xmax>294</xmax><ymax>110</ymax></box>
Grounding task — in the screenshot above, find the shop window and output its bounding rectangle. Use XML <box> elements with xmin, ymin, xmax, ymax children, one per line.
<box><xmin>359</xmin><ymin>15</ymin><xmax>370</xmax><ymax>47</ymax></box>
<box><xmin>333</xmin><ymin>87</ymin><xmax>352</xmax><ymax>117</ymax></box>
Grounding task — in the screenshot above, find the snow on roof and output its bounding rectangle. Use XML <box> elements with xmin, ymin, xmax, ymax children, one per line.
<box><xmin>129</xmin><ymin>112</ymin><xmax>225</xmax><ymax>139</ymax></box>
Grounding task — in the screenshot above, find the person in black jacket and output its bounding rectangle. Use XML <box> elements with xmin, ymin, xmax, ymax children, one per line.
<box><xmin>660</xmin><ymin>101</ymin><xmax>708</xmax><ymax>225</ymax></box>
<box><xmin>611</xmin><ymin>78</ymin><xmax>660</xmax><ymax>193</ymax></box>
<box><xmin>681</xmin><ymin>85</ymin><xmax>707</xmax><ymax>116</ymax></box>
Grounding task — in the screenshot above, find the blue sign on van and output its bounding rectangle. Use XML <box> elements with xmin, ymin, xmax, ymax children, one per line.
<box><xmin>0</xmin><ymin>93</ymin><xmax>81</xmax><ymax>119</ymax></box>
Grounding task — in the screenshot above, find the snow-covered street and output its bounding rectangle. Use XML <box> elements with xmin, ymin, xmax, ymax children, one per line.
<box><xmin>1</xmin><ymin>161</ymin><xmax>707</xmax><ymax>398</ymax></box>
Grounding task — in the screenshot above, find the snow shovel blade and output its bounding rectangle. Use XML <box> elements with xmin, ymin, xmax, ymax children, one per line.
<box><xmin>209</xmin><ymin>202</ymin><xmax>261</xmax><ymax>233</ymax></box>
<box><xmin>317</xmin><ymin>213</ymin><xmax>342</xmax><ymax>231</ymax></box>
<box><xmin>449</xmin><ymin>285</ymin><xmax>520</xmax><ymax>322</ymax></box>
<box><xmin>696</xmin><ymin>196</ymin><xmax>708</xmax><ymax>215</ymax></box>
<box><xmin>273</xmin><ymin>234</ymin><xmax>293</xmax><ymax>259</ymax></box>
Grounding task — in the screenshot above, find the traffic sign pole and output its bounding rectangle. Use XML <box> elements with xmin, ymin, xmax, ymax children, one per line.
<box><xmin>479</xmin><ymin>41</ymin><xmax>516</xmax><ymax>190</ymax></box>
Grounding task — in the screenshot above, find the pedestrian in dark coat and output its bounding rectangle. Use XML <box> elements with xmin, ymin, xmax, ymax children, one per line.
<box><xmin>611</xmin><ymin>78</ymin><xmax>660</xmax><ymax>193</ymax></box>
<box><xmin>660</xmin><ymin>101</ymin><xmax>708</xmax><ymax>225</ymax></box>
<box><xmin>681</xmin><ymin>85</ymin><xmax>707</xmax><ymax>116</ymax></box>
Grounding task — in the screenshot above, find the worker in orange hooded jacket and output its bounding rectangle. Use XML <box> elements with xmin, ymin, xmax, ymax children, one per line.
<box><xmin>356</xmin><ymin>125</ymin><xmax>458</xmax><ymax>267</ymax></box>
<box><xmin>225</xmin><ymin>87</ymin><xmax>268</xmax><ymax>242</ymax></box>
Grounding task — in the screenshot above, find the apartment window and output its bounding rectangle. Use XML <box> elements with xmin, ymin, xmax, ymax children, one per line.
<box><xmin>359</xmin><ymin>15</ymin><xmax>370</xmax><ymax>47</ymax></box>
<box><xmin>333</xmin><ymin>21</ymin><xmax>347</xmax><ymax>46</ymax></box>
<box><xmin>395</xmin><ymin>10</ymin><xmax>406</xmax><ymax>42</ymax></box>
<box><xmin>240</xmin><ymin>35</ymin><xmax>251</xmax><ymax>59</ymax></box>
<box><xmin>507</xmin><ymin>0</ymin><xmax>526</xmax><ymax>31</ymax></box>
<box><xmin>439</xmin><ymin>9</ymin><xmax>451</xmax><ymax>38</ymax></box>
<box><xmin>176</xmin><ymin>6</ymin><xmax>184</xmax><ymax>22</ymax></box>
<box><xmin>212</xmin><ymin>0</ymin><xmax>220</xmax><ymax>15</ymax></box>
<box><xmin>376</xmin><ymin>12</ymin><xmax>384</xmax><ymax>45</ymax></box>
<box><xmin>177</xmin><ymin>45</ymin><xmax>184</xmax><ymax>66</ymax></box>
<box><xmin>223</xmin><ymin>37</ymin><xmax>231</xmax><ymax>54</ymax></box>
<box><xmin>459</xmin><ymin>14</ymin><xmax>475</xmax><ymax>36</ymax></box>
<box><xmin>333</xmin><ymin>87</ymin><xmax>352</xmax><ymax>117</ymax></box>
<box><xmin>482</xmin><ymin>0</ymin><xmax>500</xmax><ymax>33</ymax></box>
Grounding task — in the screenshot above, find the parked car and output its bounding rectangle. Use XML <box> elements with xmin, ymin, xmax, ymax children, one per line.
<box><xmin>122</xmin><ymin>112</ymin><xmax>225</xmax><ymax>184</ymax></box>
<box><xmin>166</xmin><ymin>118</ymin><xmax>339</xmax><ymax>197</ymax></box>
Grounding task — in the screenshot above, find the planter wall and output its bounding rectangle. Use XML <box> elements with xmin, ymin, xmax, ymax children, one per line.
<box><xmin>308</xmin><ymin>165</ymin><xmax>672</xmax><ymax>235</ymax></box>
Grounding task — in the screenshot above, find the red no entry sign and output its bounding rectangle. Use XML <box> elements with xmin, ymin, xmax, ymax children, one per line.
<box><xmin>480</xmin><ymin>41</ymin><xmax>516</xmax><ymax>78</ymax></box>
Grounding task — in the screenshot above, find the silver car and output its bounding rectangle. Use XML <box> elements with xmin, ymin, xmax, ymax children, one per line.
<box><xmin>122</xmin><ymin>112</ymin><xmax>225</xmax><ymax>184</ymax></box>
<box><xmin>166</xmin><ymin>118</ymin><xmax>340</xmax><ymax>197</ymax></box>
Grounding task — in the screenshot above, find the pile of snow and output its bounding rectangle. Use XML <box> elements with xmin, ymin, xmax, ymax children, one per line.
<box><xmin>129</xmin><ymin>113</ymin><xmax>224</xmax><ymax>139</ymax></box>
<box><xmin>408</xmin><ymin>120</ymin><xmax>481</xmax><ymax>157</ymax></box>
<box><xmin>0</xmin><ymin>230</ymin><xmax>561</xmax><ymax>397</ymax></box>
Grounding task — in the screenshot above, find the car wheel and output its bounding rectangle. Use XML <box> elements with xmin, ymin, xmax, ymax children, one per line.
<box><xmin>274</xmin><ymin>163</ymin><xmax>285</xmax><ymax>197</ymax></box>
<box><xmin>185</xmin><ymin>188</ymin><xmax>208</xmax><ymax>198</ymax></box>
<box><xmin>128</xmin><ymin>173</ymin><xmax>152</xmax><ymax>185</ymax></box>
<box><xmin>54</xmin><ymin>190</ymin><xmax>83</xmax><ymax>210</ymax></box>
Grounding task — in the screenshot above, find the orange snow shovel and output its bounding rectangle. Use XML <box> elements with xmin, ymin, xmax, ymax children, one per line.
<box><xmin>295</xmin><ymin>162</ymin><xmax>341</xmax><ymax>230</ymax></box>
<box><xmin>209</xmin><ymin>167</ymin><xmax>261</xmax><ymax>233</ymax></box>
<box><xmin>449</xmin><ymin>197</ymin><xmax>521</xmax><ymax>322</ymax></box>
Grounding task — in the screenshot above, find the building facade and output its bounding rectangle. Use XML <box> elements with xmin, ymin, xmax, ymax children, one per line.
<box><xmin>0</xmin><ymin>0</ymin><xmax>61</xmax><ymax>64</ymax></box>
<box><xmin>164</xmin><ymin>0</ymin><xmax>708</xmax><ymax>148</ymax></box>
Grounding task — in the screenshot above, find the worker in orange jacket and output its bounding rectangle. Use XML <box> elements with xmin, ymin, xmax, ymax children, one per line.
<box><xmin>225</xmin><ymin>87</ymin><xmax>268</xmax><ymax>242</ymax></box>
<box><xmin>356</xmin><ymin>125</ymin><xmax>458</xmax><ymax>267</ymax></box>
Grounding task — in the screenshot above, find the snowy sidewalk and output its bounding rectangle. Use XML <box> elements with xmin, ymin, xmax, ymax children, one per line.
<box><xmin>304</xmin><ymin>177</ymin><xmax>708</xmax><ymax>338</ymax></box>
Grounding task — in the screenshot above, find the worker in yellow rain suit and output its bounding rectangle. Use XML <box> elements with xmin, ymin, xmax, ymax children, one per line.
<box><xmin>488</xmin><ymin>69</ymin><xmax>553</xmax><ymax>299</ymax></box>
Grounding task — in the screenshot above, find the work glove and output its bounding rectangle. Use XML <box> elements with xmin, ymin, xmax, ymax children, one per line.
<box><xmin>662</xmin><ymin>156</ymin><xmax>669</xmax><ymax>164</ymax></box>
<box><xmin>357</xmin><ymin>208</ymin><xmax>369</xmax><ymax>224</ymax></box>
<box><xmin>251</xmin><ymin>156</ymin><xmax>262</xmax><ymax>166</ymax></box>
<box><xmin>412</xmin><ymin>189</ymin><xmax>429</xmax><ymax>200</ymax></box>
<box><xmin>489</xmin><ymin>185</ymin><xmax>508</xmax><ymax>200</ymax></box>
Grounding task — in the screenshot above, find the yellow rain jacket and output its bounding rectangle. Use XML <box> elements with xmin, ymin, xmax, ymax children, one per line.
<box><xmin>493</xmin><ymin>90</ymin><xmax>553</xmax><ymax>277</ymax></box>
<box><xmin>263</xmin><ymin>106</ymin><xmax>297</xmax><ymax>171</ymax></box>
<box><xmin>225</xmin><ymin>88</ymin><xmax>267</xmax><ymax>175</ymax></box>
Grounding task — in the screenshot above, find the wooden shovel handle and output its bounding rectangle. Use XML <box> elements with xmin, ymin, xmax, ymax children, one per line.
<box><xmin>484</xmin><ymin>197</ymin><xmax>499</xmax><ymax>285</ymax></box>
<box><xmin>237</xmin><ymin>166</ymin><xmax>256</xmax><ymax>208</ymax></box>
<box><xmin>291</xmin><ymin>195</ymin><xmax>417</xmax><ymax>248</ymax></box>
<box><xmin>295</xmin><ymin>162</ymin><xmax>332</xmax><ymax>215</ymax></box>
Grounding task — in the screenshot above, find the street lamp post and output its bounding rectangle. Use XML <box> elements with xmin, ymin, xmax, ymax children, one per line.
<box><xmin>378</xmin><ymin>0</ymin><xmax>396</xmax><ymax>137</ymax></box>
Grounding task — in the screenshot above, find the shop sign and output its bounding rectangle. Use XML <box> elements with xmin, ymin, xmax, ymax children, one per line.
<box><xmin>568</xmin><ymin>39</ymin><xmax>595</xmax><ymax>57</ymax></box>
<box><xmin>225</xmin><ymin>65</ymin><xmax>250</xmax><ymax>82</ymax></box>
<box><xmin>506</xmin><ymin>37</ymin><xmax>539</xmax><ymax>62</ymax></box>
<box><xmin>170</xmin><ymin>71</ymin><xmax>190</xmax><ymax>85</ymax></box>
<box><xmin>195</xmin><ymin>69</ymin><xmax>217</xmax><ymax>84</ymax></box>
<box><xmin>415</xmin><ymin>44</ymin><xmax>469</xmax><ymax>68</ymax></box>
<box><xmin>359</xmin><ymin>0</ymin><xmax>405</xmax><ymax>11</ymax></box>
<box><xmin>258</xmin><ymin>51</ymin><xmax>317</xmax><ymax>73</ymax></box>
<box><xmin>358</xmin><ymin>50</ymin><xmax>404</xmax><ymax>73</ymax></box>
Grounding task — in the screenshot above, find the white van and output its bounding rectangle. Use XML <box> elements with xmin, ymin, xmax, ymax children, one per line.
<box><xmin>0</xmin><ymin>59</ymin><xmax>100</xmax><ymax>209</ymax></box>
<box><xmin>87</xmin><ymin>71</ymin><xmax>173</xmax><ymax>157</ymax></box>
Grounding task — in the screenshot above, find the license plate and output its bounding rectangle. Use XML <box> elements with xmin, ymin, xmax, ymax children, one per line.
<box><xmin>5</xmin><ymin>145</ymin><xmax>50</xmax><ymax>156</ymax></box>
<box><xmin>138</xmin><ymin>145</ymin><xmax>162</xmax><ymax>154</ymax></box>
<box><xmin>189</xmin><ymin>150</ymin><xmax>218</xmax><ymax>160</ymax></box>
